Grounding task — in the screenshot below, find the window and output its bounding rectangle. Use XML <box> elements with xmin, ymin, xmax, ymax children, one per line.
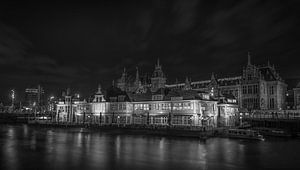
<box><xmin>110</xmin><ymin>103</ymin><xmax>117</xmax><ymax>111</ymax></box>
<box><xmin>152</xmin><ymin>95</ymin><xmax>163</xmax><ymax>101</ymax></box>
<box><xmin>248</xmin><ymin>85</ymin><xmax>253</xmax><ymax>94</ymax></box>
<box><xmin>162</xmin><ymin>103</ymin><xmax>171</xmax><ymax>110</ymax></box>
<box><xmin>242</xmin><ymin>86</ymin><xmax>247</xmax><ymax>94</ymax></box>
<box><xmin>253</xmin><ymin>85</ymin><xmax>258</xmax><ymax>94</ymax></box>
<box><xmin>134</xmin><ymin>104</ymin><xmax>148</xmax><ymax>110</ymax></box>
<box><xmin>143</xmin><ymin>104</ymin><xmax>149</xmax><ymax>110</ymax></box>
<box><xmin>183</xmin><ymin>102</ymin><xmax>193</xmax><ymax>110</ymax></box>
<box><xmin>269</xmin><ymin>98</ymin><xmax>275</xmax><ymax>109</ymax></box>
<box><xmin>270</xmin><ymin>86</ymin><xmax>274</xmax><ymax>95</ymax></box>
<box><xmin>173</xmin><ymin>103</ymin><xmax>183</xmax><ymax>110</ymax></box>
<box><xmin>247</xmin><ymin>74</ymin><xmax>252</xmax><ymax>80</ymax></box>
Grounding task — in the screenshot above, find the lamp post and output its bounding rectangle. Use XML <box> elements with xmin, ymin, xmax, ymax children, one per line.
<box><xmin>11</xmin><ymin>89</ymin><xmax>15</xmax><ymax>109</ymax></box>
<box><xmin>33</xmin><ymin>102</ymin><xmax>36</xmax><ymax>121</ymax></box>
<box><xmin>49</xmin><ymin>96</ymin><xmax>55</xmax><ymax>122</ymax></box>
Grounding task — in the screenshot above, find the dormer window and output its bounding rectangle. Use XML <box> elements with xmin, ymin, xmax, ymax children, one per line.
<box><xmin>118</xmin><ymin>95</ymin><xmax>125</xmax><ymax>102</ymax></box>
<box><xmin>152</xmin><ymin>94</ymin><xmax>163</xmax><ymax>101</ymax></box>
<box><xmin>110</xmin><ymin>97</ymin><xmax>117</xmax><ymax>102</ymax></box>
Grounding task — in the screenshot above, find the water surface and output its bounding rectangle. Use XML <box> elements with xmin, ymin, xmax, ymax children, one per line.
<box><xmin>0</xmin><ymin>124</ymin><xmax>299</xmax><ymax>170</ymax></box>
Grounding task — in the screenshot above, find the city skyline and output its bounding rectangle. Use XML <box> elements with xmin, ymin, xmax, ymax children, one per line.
<box><xmin>1</xmin><ymin>2</ymin><xmax>300</xmax><ymax>170</ymax></box>
<box><xmin>0</xmin><ymin>56</ymin><xmax>295</xmax><ymax>104</ymax></box>
<box><xmin>1</xmin><ymin>1</ymin><xmax>300</xmax><ymax>102</ymax></box>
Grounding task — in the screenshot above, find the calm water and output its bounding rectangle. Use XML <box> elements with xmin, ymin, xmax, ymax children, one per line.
<box><xmin>0</xmin><ymin>125</ymin><xmax>299</xmax><ymax>170</ymax></box>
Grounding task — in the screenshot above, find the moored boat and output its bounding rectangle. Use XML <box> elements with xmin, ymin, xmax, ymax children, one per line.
<box><xmin>225</xmin><ymin>129</ymin><xmax>264</xmax><ymax>141</ymax></box>
<box><xmin>253</xmin><ymin>127</ymin><xmax>292</xmax><ymax>138</ymax></box>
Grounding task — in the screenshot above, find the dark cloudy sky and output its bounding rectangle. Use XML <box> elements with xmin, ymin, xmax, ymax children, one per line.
<box><xmin>0</xmin><ymin>0</ymin><xmax>300</xmax><ymax>103</ymax></box>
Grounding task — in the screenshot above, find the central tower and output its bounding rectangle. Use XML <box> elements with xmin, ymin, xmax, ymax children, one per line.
<box><xmin>151</xmin><ymin>59</ymin><xmax>166</xmax><ymax>92</ymax></box>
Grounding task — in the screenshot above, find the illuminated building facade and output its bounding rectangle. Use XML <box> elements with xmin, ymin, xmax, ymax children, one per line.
<box><xmin>55</xmin><ymin>84</ymin><xmax>238</xmax><ymax>127</ymax></box>
<box><xmin>24</xmin><ymin>85</ymin><xmax>45</xmax><ymax>108</ymax></box>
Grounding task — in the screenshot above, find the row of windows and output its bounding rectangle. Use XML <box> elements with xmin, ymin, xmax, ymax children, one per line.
<box><xmin>242</xmin><ymin>85</ymin><xmax>259</xmax><ymax>94</ymax></box>
<box><xmin>172</xmin><ymin>116</ymin><xmax>191</xmax><ymax>125</ymax></box>
<box><xmin>58</xmin><ymin>105</ymin><xmax>90</xmax><ymax>112</ymax></box>
<box><xmin>222</xmin><ymin>89</ymin><xmax>239</xmax><ymax>97</ymax></box>
<box><xmin>110</xmin><ymin>103</ymin><xmax>126</xmax><ymax>111</ymax></box>
<box><xmin>242</xmin><ymin>98</ymin><xmax>260</xmax><ymax>109</ymax></box>
<box><xmin>134</xmin><ymin>102</ymin><xmax>194</xmax><ymax>111</ymax></box>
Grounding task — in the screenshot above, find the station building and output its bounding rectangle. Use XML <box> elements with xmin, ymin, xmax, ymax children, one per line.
<box><xmin>55</xmin><ymin>58</ymin><xmax>239</xmax><ymax>127</ymax></box>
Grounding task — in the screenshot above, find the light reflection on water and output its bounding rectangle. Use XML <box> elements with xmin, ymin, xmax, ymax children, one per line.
<box><xmin>0</xmin><ymin>124</ymin><xmax>300</xmax><ymax>170</ymax></box>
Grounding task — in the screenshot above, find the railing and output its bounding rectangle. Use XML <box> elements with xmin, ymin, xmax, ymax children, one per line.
<box><xmin>242</xmin><ymin>110</ymin><xmax>300</xmax><ymax>120</ymax></box>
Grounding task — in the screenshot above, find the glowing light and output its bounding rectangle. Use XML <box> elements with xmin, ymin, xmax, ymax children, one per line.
<box><xmin>11</xmin><ymin>89</ymin><xmax>15</xmax><ymax>99</ymax></box>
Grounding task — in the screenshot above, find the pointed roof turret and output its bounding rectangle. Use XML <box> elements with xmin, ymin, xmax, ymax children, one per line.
<box><xmin>97</xmin><ymin>84</ymin><xmax>102</xmax><ymax>94</ymax></box>
<box><xmin>112</xmin><ymin>80</ymin><xmax>115</xmax><ymax>87</ymax></box>
<box><xmin>211</xmin><ymin>72</ymin><xmax>216</xmax><ymax>81</ymax></box>
<box><xmin>267</xmin><ymin>60</ymin><xmax>271</xmax><ymax>67</ymax></box>
<box><xmin>184</xmin><ymin>77</ymin><xmax>192</xmax><ymax>90</ymax></box>
<box><xmin>66</xmin><ymin>87</ymin><xmax>71</xmax><ymax>96</ymax></box>
<box><xmin>122</xmin><ymin>67</ymin><xmax>126</xmax><ymax>76</ymax></box>
<box><xmin>210</xmin><ymin>72</ymin><xmax>218</xmax><ymax>86</ymax></box>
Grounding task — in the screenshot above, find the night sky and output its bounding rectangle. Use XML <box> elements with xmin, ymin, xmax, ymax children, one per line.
<box><xmin>1</xmin><ymin>0</ymin><xmax>300</xmax><ymax>103</ymax></box>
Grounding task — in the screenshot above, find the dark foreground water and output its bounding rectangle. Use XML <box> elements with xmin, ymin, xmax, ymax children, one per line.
<box><xmin>0</xmin><ymin>125</ymin><xmax>299</xmax><ymax>170</ymax></box>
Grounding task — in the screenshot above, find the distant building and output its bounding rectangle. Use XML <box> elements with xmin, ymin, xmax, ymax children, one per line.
<box><xmin>56</xmin><ymin>88</ymin><xmax>91</xmax><ymax>123</ymax></box>
<box><xmin>240</xmin><ymin>54</ymin><xmax>287</xmax><ymax>110</ymax></box>
<box><xmin>293</xmin><ymin>82</ymin><xmax>300</xmax><ymax>109</ymax></box>
<box><xmin>113</xmin><ymin>53</ymin><xmax>286</xmax><ymax>111</ymax></box>
<box><xmin>24</xmin><ymin>85</ymin><xmax>45</xmax><ymax>108</ymax></box>
<box><xmin>167</xmin><ymin>53</ymin><xmax>287</xmax><ymax>111</ymax></box>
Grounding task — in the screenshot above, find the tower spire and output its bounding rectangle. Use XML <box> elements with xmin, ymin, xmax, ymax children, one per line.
<box><xmin>211</xmin><ymin>72</ymin><xmax>216</xmax><ymax>81</ymax></box>
<box><xmin>247</xmin><ymin>51</ymin><xmax>251</xmax><ymax>65</ymax></box>
<box><xmin>135</xmin><ymin>66</ymin><xmax>139</xmax><ymax>81</ymax></box>
<box><xmin>185</xmin><ymin>77</ymin><xmax>190</xmax><ymax>84</ymax></box>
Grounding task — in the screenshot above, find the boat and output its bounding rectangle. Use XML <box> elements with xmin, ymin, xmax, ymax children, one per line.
<box><xmin>253</xmin><ymin>128</ymin><xmax>292</xmax><ymax>138</ymax></box>
<box><xmin>225</xmin><ymin>129</ymin><xmax>264</xmax><ymax>141</ymax></box>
